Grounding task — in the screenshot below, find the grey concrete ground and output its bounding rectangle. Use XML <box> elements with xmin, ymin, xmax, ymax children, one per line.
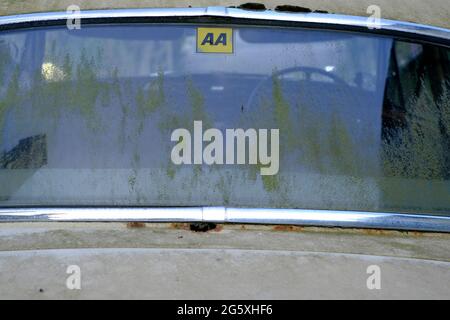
<box><xmin>1</xmin><ymin>248</ymin><xmax>449</xmax><ymax>299</ymax></box>
<box><xmin>0</xmin><ymin>223</ymin><xmax>449</xmax><ymax>299</ymax></box>
<box><xmin>0</xmin><ymin>0</ymin><xmax>449</xmax><ymax>29</ymax></box>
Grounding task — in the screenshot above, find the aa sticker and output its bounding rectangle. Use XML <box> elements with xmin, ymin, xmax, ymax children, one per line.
<box><xmin>197</xmin><ymin>27</ymin><xmax>233</xmax><ymax>54</ymax></box>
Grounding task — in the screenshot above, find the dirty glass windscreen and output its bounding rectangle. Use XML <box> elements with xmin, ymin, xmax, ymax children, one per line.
<box><xmin>0</xmin><ymin>24</ymin><xmax>449</xmax><ymax>214</ymax></box>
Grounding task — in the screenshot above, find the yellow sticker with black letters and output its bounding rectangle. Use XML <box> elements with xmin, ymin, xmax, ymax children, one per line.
<box><xmin>197</xmin><ymin>27</ymin><xmax>233</xmax><ymax>54</ymax></box>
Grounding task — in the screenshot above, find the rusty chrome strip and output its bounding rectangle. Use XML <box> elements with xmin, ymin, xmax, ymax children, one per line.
<box><xmin>0</xmin><ymin>7</ymin><xmax>449</xmax><ymax>43</ymax></box>
<box><xmin>0</xmin><ymin>207</ymin><xmax>449</xmax><ymax>233</ymax></box>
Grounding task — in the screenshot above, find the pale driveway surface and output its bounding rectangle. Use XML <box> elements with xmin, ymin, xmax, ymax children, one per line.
<box><xmin>1</xmin><ymin>248</ymin><xmax>449</xmax><ymax>299</ymax></box>
<box><xmin>0</xmin><ymin>223</ymin><xmax>449</xmax><ymax>299</ymax></box>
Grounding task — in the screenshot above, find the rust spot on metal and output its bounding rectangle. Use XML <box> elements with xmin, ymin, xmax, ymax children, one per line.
<box><xmin>272</xmin><ymin>225</ymin><xmax>305</xmax><ymax>232</ymax></box>
<box><xmin>210</xmin><ymin>224</ymin><xmax>224</xmax><ymax>232</ymax></box>
<box><xmin>399</xmin><ymin>230</ymin><xmax>426</xmax><ymax>237</ymax></box>
<box><xmin>170</xmin><ymin>223</ymin><xmax>190</xmax><ymax>230</ymax></box>
<box><xmin>126</xmin><ymin>222</ymin><xmax>146</xmax><ymax>229</ymax></box>
<box><xmin>362</xmin><ymin>228</ymin><xmax>425</xmax><ymax>237</ymax></box>
<box><xmin>361</xmin><ymin>229</ymin><xmax>389</xmax><ymax>236</ymax></box>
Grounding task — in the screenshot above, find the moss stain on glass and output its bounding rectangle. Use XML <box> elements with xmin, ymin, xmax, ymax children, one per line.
<box><xmin>0</xmin><ymin>65</ymin><xmax>19</xmax><ymax>146</ymax></box>
<box><xmin>381</xmin><ymin>80</ymin><xmax>450</xmax><ymax>210</ymax></box>
<box><xmin>74</xmin><ymin>50</ymin><xmax>103</xmax><ymax>131</ymax></box>
<box><xmin>382</xmin><ymin>82</ymin><xmax>448</xmax><ymax>180</ymax></box>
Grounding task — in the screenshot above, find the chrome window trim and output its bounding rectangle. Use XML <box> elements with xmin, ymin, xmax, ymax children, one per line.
<box><xmin>0</xmin><ymin>207</ymin><xmax>449</xmax><ymax>233</ymax></box>
<box><xmin>0</xmin><ymin>7</ymin><xmax>449</xmax><ymax>45</ymax></box>
<box><xmin>0</xmin><ymin>7</ymin><xmax>449</xmax><ymax>232</ymax></box>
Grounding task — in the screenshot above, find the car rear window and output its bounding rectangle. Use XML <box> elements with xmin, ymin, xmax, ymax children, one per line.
<box><xmin>0</xmin><ymin>24</ymin><xmax>449</xmax><ymax>214</ymax></box>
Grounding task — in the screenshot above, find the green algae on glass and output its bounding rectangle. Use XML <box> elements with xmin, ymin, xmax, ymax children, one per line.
<box><xmin>440</xmin><ymin>82</ymin><xmax>450</xmax><ymax>138</ymax></box>
<box><xmin>157</xmin><ymin>77</ymin><xmax>210</xmax><ymax>182</ymax></box>
<box><xmin>261</xmin><ymin>173</ymin><xmax>280</xmax><ymax>192</ymax></box>
<box><xmin>187</xmin><ymin>78</ymin><xmax>212</xmax><ymax>183</ymax></box>
<box><xmin>24</xmin><ymin>48</ymin><xmax>108</xmax><ymax>133</ymax></box>
<box><xmin>296</xmin><ymin>107</ymin><xmax>323</xmax><ymax>173</ymax></box>
<box><xmin>328</xmin><ymin>112</ymin><xmax>361</xmax><ymax>175</ymax></box>
<box><xmin>0</xmin><ymin>40</ymin><xmax>12</xmax><ymax>82</ymax></box>
<box><xmin>136</xmin><ymin>69</ymin><xmax>166</xmax><ymax>135</ymax></box>
<box><xmin>128</xmin><ymin>151</ymin><xmax>140</xmax><ymax>192</ymax></box>
<box><xmin>27</xmin><ymin>50</ymin><xmax>107</xmax><ymax>135</ymax></box>
<box><xmin>136</xmin><ymin>70</ymin><xmax>165</xmax><ymax>116</ymax></box>
<box><xmin>74</xmin><ymin>50</ymin><xmax>104</xmax><ymax>131</ymax></box>
<box><xmin>166</xmin><ymin>163</ymin><xmax>176</xmax><ymax>180</ymax></box>
<box><xmin>246</xmin><ymin>160</ymin><xmax>280</xmax><ymax>192</ymax></box>
<box><xmin>271</xmin><ymin>72</ymin><xmax>296</xmax><ymax>150</ymax></box>
<box><xmin>147</xmin><ymin>70</ymin><xmax>165</xmax><ymax>113</ymax></box>
<box><xmin>186</xmin><ymin>77</ymin><xmax>211</xmax><ymax>128</ymax></box>
<box><xmin>128</xmin><ymin>174</ymin><xmax>137</xmax><ymax>191</ymax></box>
<box><xmin>382</xmin><ymin>81</ymin><xmax>448</xmax><ymax>180</ymax></box>
<box><xmin>0</xmin><ymin>65</ymin><xmax>20</xmax><ymax>146</ymax></box>
<box><xmin>112</xmin><ymin>73</ymin><xmax>134</xmax><ymax>153</ymax></box>
<box><xmin>380</xmin><ymin>80</ymin><xmax>450</xmax><ymax>213</ymax></box>
<box><xmin>216</xmin><ymin>172</ymin><xmax>232</xmax><ymax>205</ymax></box>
